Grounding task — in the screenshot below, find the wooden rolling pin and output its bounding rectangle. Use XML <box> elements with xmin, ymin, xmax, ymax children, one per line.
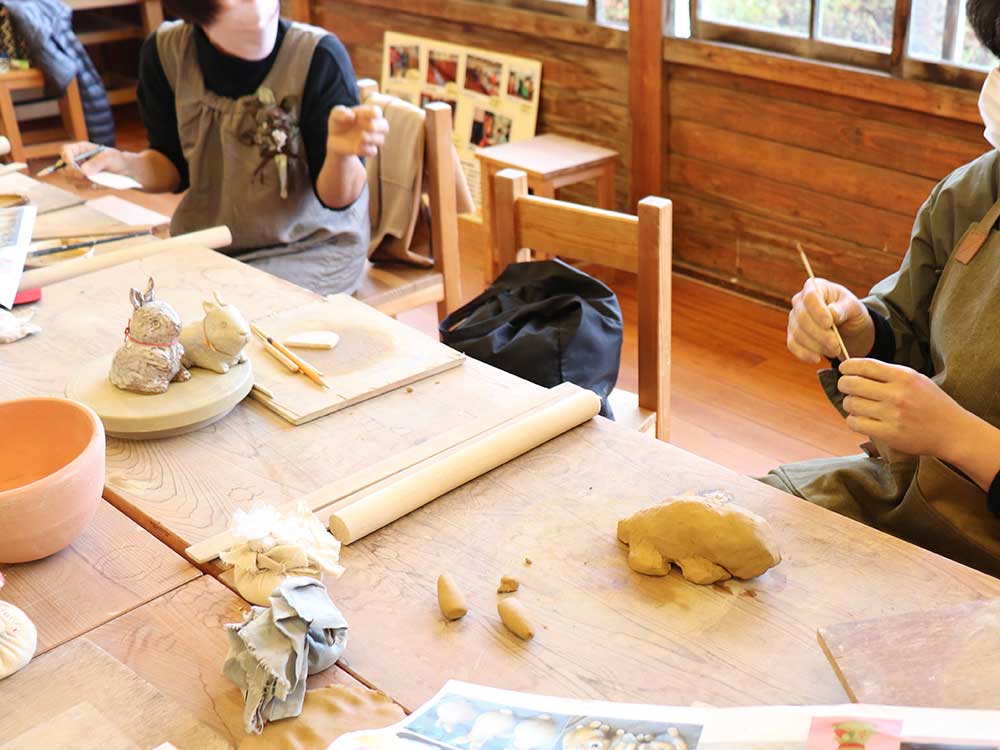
<box><xmin>327</xmin><ymin>383</ymin><xmax>601</xmax><ymax>544</ymax></box>
<box><xmin>18</xmin><ymin>225</ymin><xmax>232</xmax><ymax>291</ymax></box>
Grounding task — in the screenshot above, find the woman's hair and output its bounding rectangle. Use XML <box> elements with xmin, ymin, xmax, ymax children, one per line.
<box><xmin>164</xmin><ymin>0</ymin><xmax>221</xmax><ymax>26</ymax></box>
<box><xmin>968</xmin><ymin>0</ymin><xmax>1000</xmax><ymax>58</ymax></box>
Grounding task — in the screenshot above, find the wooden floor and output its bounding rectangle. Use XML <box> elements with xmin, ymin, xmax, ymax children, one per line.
<box><xmin>99</xmin><ymin>111</ymin><xmax>862</xmax><ymax>476</ymax></box>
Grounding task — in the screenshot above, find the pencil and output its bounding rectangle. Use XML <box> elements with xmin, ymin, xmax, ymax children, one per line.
<box><xmin>796</xmin><ymin>242</ymin><xmax>851</xmax><ymax>362</ymax></box>
<box><xmin>36</xmin><ymin>145</ymin><xmax>106</xmax><ymax>178</ymax></box>
<box><xmin>251</xmin><ymin>323</ymin><xmax>329</xmax><ymax>389</ymax></box>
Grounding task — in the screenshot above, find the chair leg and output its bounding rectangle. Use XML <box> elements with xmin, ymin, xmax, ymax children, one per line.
<box><xmin>58</xmin><ymin>78</ymin><xmax>88</xmax><ymax>143</ymax></box>
<box><xmin>0</xmin><ymin>84</ymin><xmax>24</xmax><ymax>163</ymax></box>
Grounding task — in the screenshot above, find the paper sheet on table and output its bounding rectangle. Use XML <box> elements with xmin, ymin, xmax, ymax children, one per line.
<box><xmin>323</xmin><ymin>681</ymin><xmax>1000</xmax><ymax>750</ymax></box>
<box><xmin>0</xmin><ymin>205</ymin><xmax>35</xmax><ymax>309</ymax></box>
<box><xmin>87</xmin><ymin>171</ymin><xmax>143</xmax><ymax>190</ymax></box>
<box><xmin>85</xmin><ymin>195</ymin><xmax>170</xmax><ymax>227</ymax></box>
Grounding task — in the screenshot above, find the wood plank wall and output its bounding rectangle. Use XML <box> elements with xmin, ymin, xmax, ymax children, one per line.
<box><xmin>310</xmin><ymin>0</ymin><xmax>989</xmax><ymax>301</ymax></box>
<box><xmin>667</xmin><ymin>65</ymin><xmax>988</xmax><ymax>301</ymax></box>
<box><xmin>312</xmin><ymin>0</ymin><xmax>633</xmax><ymax>211</ymax></box>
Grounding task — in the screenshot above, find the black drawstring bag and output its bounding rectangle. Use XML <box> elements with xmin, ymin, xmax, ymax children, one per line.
<box><xmin>439</xmin><ymin>259</ymin><xmax>623</xmax><ymax>418</ymax></box>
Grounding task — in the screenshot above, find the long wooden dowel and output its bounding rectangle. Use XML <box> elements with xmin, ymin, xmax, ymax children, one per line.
<box><xmin>185</xmin><ymin>384</ymin><xmax>565</xmax><ymax>564</ymax></box>
<box><xmin>797</xmin><ymin>242</ymin><xmax>851</xmax><ymax>362</ymax></box>
<box><xmin>326</xmin><ymin>383</ymin><xmax>601</xmax><ymax>545</ymax></box>
<box><xmin>18</xmin><ymin>225</ymin><xmax>232</xmax><ymax>291</ymax></box>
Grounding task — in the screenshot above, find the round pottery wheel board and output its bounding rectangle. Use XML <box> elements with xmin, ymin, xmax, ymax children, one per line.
<box><xmin>66</xmin><ymin>356</ymin><xmax>253</xmax><ymax>439</ymax></box>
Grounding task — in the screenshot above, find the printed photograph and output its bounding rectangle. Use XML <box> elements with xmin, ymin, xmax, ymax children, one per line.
<box><xmin>507</xmin><ymin>68</ymin><xmax>536</xmax><ymax>101</ymax></box>
<box><xmin>427</xmin><ymin>51</ymin><xmax>459</xmax><ymax>86</ymax></box>
<box><xmin>470</xmin><ymin>108</ymin><xmax>512</xmax><ymax>148</ymax></box>
<box><xmin>464</xmin><ymin>55</ymin><xmax>503</xmax><ymax>96</ymax></box>
<box><xmin>389</xmin><ymin>44</ymin><xmax>420</xmax><ymax>78</ymax></box>
<box><xmin>806</xmin><ymin>718</ymin><xmax>903</xmax><ymax>750</ymax></box>
<box><xmin>402</xmin><ymin>694</ymin><xmax>704</xmax><ymax>750</ymax></box>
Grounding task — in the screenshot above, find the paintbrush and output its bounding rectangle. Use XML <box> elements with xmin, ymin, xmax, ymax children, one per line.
<box><xmin>36</xmin><ymin>145</ymin><xmax>106</xmax><ymax>177</ymax></box>
<box><xmin>796</xmin><ymin>242</ymin><xmax>851</xmax><ymax>362</ymax></box>
<box><xmin>28</xmin><ymin>230</ymin><xmax>153</xmax><ymax>259</ymax></box>
<box><xmin>250</xmin><ymin>323</ymin><xmax>329</xmax><ymax>389</ymax></box>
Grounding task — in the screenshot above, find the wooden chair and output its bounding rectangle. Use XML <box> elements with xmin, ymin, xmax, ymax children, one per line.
<box><xmin>0</xmin><ymin>70</ymin><xmax>87</xmax><ymax>163</ymax></box>
<box><xmin>493</xmin><ymin>168</ymin><xmax>672</xmax><ymax>441</ymax></box>
<box><xmin>353</xmin><ymin>80</ymin><xmax>462</xmax><ymax>321</ymax></box>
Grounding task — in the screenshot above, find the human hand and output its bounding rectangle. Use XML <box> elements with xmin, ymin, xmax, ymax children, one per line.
<box><xmin>326</xmin><ymin>104</ymin><xmax>389</xmax><ymax>158</ymax></box>
<box><xmin>787</xmin><ymin>278</ymin><xmax>874</xmax><ymax>363</ymax></box>
<box><xmin>837</xmin><ymin>358</ymin><xmax>973</xmax><ymax>458</ymax></box>
<box><xmin>58</xmin><ymin>141</ymin><xmax>129</xmax><ymax>185</ymax></box>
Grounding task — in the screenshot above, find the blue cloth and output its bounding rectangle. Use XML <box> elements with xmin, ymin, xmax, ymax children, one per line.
<box><xmin>223</xmin><ymin>576</ymin><xmax>349</xmax><ymax>734</ymax></box>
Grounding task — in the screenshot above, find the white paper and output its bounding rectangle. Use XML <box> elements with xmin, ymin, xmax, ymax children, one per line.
<box><xmin>87</xmin><ymin>171</ymin><xmax>143</xmax><ymax>190</ymax></box>
<box><xmin>324</xmin><ymin>681</ymin><xmax>1000</xmax><ymax>750</ymax></box>
<box><xmin>85</xmin><ymin>195</ymin><xmax>170</xmax><ymax>227</ymax></box>
<box><xmin>0</xmin><ymin>205</ymin><xmax>35</xmax><ymax>309</ymax></box>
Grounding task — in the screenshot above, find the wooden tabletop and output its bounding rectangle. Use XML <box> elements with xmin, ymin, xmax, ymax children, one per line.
<box><xmin>329</xmin><ymin>417</ymin><xmax>1000</xmax><ymax>710</ymax></box>
<box><xmin>477</xmin><ymin>134</ymin><xmax>618</xmax><ymax>178</ymax></box>
<box><xmin>0</xmin><ymin>500</ymin><xmax>198</xmax><ymax>655</ymax></box>
<box><xmin>0</xmin><ymin>245</ymin><xmax>543</xmax><ymax>554</ymax></box>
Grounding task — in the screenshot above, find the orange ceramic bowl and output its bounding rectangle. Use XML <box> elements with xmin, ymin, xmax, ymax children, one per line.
<box><xmin>0</xmin><ymin>398</ymin><xmax>105</xmax><ymax>563</ymax></box>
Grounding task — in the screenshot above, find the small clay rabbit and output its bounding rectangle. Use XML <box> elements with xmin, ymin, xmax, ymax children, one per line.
<box><xmin>180</xmin><ymin>292</ymin><xmax>251</xmax><ymax>374</ymax></box>
<box><xmin>109</xmin><ymin>278</ymin><xmax>190</xmax><ymax>394</ymax></box>
<box><xmin>0</xmin><ymin>309</ymin><xmax>40</xmax><ymax>344</ymax></box>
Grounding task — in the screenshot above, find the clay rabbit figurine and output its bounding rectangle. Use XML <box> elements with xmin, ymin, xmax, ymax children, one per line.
<box><xmin>180</xmin><ymin>292</ymin><xmax>250</xmax><ymax>374</ymax></box>
<box><xmin>110</xmin><ymin>278</ymin><xmax>190</xmax><ymax>394</ymax></box>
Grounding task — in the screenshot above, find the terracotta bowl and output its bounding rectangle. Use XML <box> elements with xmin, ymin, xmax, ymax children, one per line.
<box><xmin>0</xmin><ymin>398</ymin><xmax>105</xmax><ymax>563</ymax></box>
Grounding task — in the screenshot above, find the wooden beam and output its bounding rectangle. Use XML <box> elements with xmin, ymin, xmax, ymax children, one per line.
<box><xmin>629</xmin><ymin>0</ymin><xmax>665</xmax><ymax>205</ymax></box>
<box><xmin>890</xmin><ymin>0</ymin><xmax>912</xmax><ymax>75</ymax></box>
<box><xmin>664</xmin><ymin>37</ymin><xmax>982</xmax><ymax>123</ymax></box>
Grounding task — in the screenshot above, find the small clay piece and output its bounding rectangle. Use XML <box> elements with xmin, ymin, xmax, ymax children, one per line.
<box><xmin>0</xmin><ymin>309</ymin><xmax>40</xmax><ymax>344</ymax></box>
<box><xmin>437</xmin><ymin>573</ymin><xmax>468</xmax><ymax>620</ymax></box>
<box><xmin>497</xmin><ymin>597</ymin><xmax>534</xmax><ymax>641</ymax></box>
<box><xmin>180</xmin><ymin>292</ymin><xmax>251</xmax><ymax>374</ymax></box>
<box><xmin>283</xmin><ymin>330</ymin><xmax>340</xmax><ymax>350</ymax></box>
<box><xmin>110</xmin><ymin>277</ymin><xmax>190</xmax><ymax>394</ymax></box>
<box><xmin>497</xmin><ymin>575</ymin><xmax>519</xmax><ymax>593</ymax></box>
<box><xmin>406</xmin><ymin>386</ymin><xmax>414</xmax><ymax>394</ymax></box>
<box><xmin>617</xmin><ymin>497</ymin><xmax>781</xmax><ymax>585</ymax></box>
<box><xmin>524</xmin><ymin>557</ymin><xmax>532</xmax><ymax>566</ymax></box>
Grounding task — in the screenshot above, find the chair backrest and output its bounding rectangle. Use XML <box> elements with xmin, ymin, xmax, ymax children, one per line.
<box><xmin>357</xmin><ymin>78</ymin><xmax>462</xmax><ymax>318</ymax></box>
<box><xmin>493</xmin><ymin>168</ymin><xmax>672</xmax><ymax>441</ymax></box>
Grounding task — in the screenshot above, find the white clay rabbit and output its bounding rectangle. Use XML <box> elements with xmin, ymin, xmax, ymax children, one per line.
<box><xmin>180</xmin><ymin>292</ymin><xmax>250</xmax><ymax>374</ymax></box>
<box><xmin>0</xmin><ymin>309</ymin><xmax>40</xmax><ymax>344</ymax></box>
<box><xmin>109</xmin><ymin>278</ymin><xmax>190</xmax><ymax>395</ymax></box>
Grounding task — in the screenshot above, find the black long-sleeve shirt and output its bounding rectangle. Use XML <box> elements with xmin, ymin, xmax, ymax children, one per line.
<box><xmin>136</xmin><ymin>19</ymin><xmax>359</xmax><ymax>196</ymax></box>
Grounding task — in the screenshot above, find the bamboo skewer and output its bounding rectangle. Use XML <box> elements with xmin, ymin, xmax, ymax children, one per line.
<box><xmin>261</xmin><ymin>340</ymin><xmax>299</xmax><ymax>372</ymax></box>
<box><xmin>250</xmin><ymin>323</ymin><xmax>329</xmax><ymax>389</ymax></box>
<box><xmin>797</xmin><ymin>242</ymin><xmax>851</xmax><ymax>362</ymax></box>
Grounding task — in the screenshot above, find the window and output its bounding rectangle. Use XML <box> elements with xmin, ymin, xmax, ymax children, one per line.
<box><xmin>909</xmin><ymin>0</ymin><xmax>993</xmax><ymax>69</ymax></box>
<box><xmin>597</xmin><ymin>0</ymin><xmax>629</xmax><ymax>26</ymax></box>
<box><xmin>687</xmin><ymin>0</ymin><xmax>994</xmax><ymax>85</ymax></box>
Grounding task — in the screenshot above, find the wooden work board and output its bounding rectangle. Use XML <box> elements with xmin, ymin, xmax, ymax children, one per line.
<box><xmin>0</xmin><ymin>171</ymin><xmax>83</xmax><ymax>215</ymax></box>
<box><xmin>250</xmin><ymin>295</ymin><xmax>464</xmax><ymax>425</ymax></box>
<box><xmin>0</xmin><ymin>638</ymin><xmax>230</xmax><ymax>750</ymax></box>
<box><xmin>818</xmin><ymin>598</ymin><xmax>1000</xmax><ymax>710</ymax></box>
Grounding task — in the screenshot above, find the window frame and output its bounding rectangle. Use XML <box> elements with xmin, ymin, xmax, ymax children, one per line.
<box><xmin>685</xmin><ymin>0</ymin><xmax>990</xmax><ymax>90</ymax></box>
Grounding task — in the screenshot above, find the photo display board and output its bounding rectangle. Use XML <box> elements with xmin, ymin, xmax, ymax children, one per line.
<box><xmin>380</xmin><ymin>31</ymin><xmax>543</xmax><ymax>209</ymax></box>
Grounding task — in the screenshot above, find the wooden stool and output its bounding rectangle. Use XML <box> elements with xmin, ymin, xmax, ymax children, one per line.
<box><xmin>477</xmin><ymin>134</ymin><xmax>618</xmax><ymax>277</ymax></box>
<box><xmin>0</xmin><ymin>69</ymin><xmax>88</xmax><ymax>163</ymax></box>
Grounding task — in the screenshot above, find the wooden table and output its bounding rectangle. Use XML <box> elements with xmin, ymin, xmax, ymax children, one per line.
<box><xmin>0</xmin><ymin>500</ymin><xmax>198</xmax><ymax>655</ymax></box>
<box><xmin>4</xmin><ymin>224</ymin><xmax>1000</xmax><ymax>729</ymax></box>
<box><xmin>0</xmin><ymin>245</ymin><xmax>545</xmax><ymax>555</ymax></box>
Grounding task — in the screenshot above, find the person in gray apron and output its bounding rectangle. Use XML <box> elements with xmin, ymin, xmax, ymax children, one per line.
<box><xmin>59</xmin><ymin>0</ymin><xmax>387</xmax><ymax>296</ymax></box>
<box><xmin>763</xmin><ymin>0</ymin><xmax>1000</xmax><ymax>578</ymax></box>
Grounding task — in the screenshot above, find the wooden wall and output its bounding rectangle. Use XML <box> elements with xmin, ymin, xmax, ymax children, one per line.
<box><xmin>310</xmin><ymin>0</ymin><xmax>989</xmax><ymax>302</ymax></box>
<box><xmin>666</xmin><ymin>64</ymin><xmax>988</xmax><ymax>302</ymax></box>
<box><xmin>313</xmin><ymin>0</ymin><xmax>633</xmax><ymax>211</ymax></box>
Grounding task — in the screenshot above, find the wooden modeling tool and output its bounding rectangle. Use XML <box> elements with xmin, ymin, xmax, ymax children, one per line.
<box><xmin>28</xmin><ymin>230</ymin><xmax>153</xmax><ymax>259</ymax></box>
<box><xmin>797</xmin><ymin>242</ymin><xmax>851</xmax><ymax>362</ymax></box>
<box><xmin>284</xmin><ymin>330</ymin><xmax>340</xmax><ymax>350</ymax></box>
<box><xmin>250</xmin><ymin>323</ymin><xmax>329</xmax><ymax>389</ymax></box>
<box><xmin>261</xmin><ymin>339</ymin><xmax>299</xmax><ymax>372</ymax></box>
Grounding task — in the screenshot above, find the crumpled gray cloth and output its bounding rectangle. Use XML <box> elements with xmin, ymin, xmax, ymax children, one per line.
<box><xmin>223</xmin><ymin>576</ymin><xmax>349</xmax><ymax>735</ymax></box>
